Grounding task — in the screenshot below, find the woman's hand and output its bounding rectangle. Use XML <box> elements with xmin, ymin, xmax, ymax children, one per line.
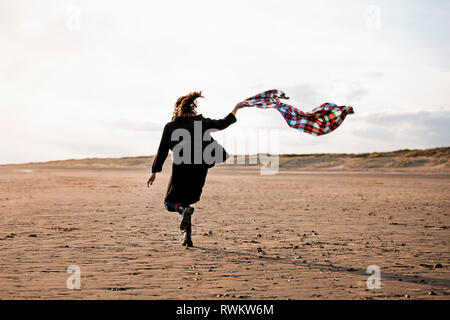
<box><xmin>232</xmin><ymin>102</ymin><xmax>247</xmax><ymax>115</ymax></box>
<box><xmin>147</xmin><ymin>173</ymin><xmax>156</xmax><ymax>187</ymax></box>
<box><xmin>235</xmin><ymin>102</ymin><xmax>246</xmax><ymax>109</ymax></box>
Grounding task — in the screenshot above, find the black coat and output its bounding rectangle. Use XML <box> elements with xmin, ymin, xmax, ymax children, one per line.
<box><xmin>152</xmin><ymin>112</ymin><xmax>236</xmax><ymax>205</ymax></box>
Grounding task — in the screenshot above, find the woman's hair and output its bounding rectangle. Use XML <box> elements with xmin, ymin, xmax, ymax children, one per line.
<box><xmin>172</xmin><ymin>91</ymin><xmax>204</xmax><ymax>120</ymax></box>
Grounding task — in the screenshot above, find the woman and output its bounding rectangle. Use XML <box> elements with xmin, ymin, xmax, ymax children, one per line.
<box><xmin>147</xmin><ymin>91</ymin><xmax>246</xmax><ymax>247</ymax></box>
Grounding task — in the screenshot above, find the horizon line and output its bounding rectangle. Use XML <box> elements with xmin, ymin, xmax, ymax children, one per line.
<box><xmin>1</xmin><ymin>146</ymin><xmax>448</xmax><ymax>167</ymax></box>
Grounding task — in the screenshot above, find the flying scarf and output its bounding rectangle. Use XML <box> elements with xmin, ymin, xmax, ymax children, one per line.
<box><xmin>242</xmin><ymin>89</ymin><xmax>354</xmax><ymax>136</ymax></box>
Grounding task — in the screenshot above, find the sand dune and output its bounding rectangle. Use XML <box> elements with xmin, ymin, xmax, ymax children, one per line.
<box><xmin>3</xmin><ymin>147</ymin><xmax>449</xmax><ymax>171</ymax></box>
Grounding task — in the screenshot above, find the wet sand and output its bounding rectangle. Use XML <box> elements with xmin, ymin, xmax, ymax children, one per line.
<box><xmin>0</xmin><ymin>166</ymin><xmax>449</xmax><ymax>299</ymax></box>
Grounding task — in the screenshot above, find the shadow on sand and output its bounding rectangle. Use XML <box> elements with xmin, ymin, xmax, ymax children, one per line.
<box><xmin>192</xmin><ymin>246</ymin><xmax>449</xmax><ymax>289</ymax></box>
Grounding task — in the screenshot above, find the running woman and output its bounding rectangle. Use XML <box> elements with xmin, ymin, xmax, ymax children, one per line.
<box><xmin>147</xmin><ymin>91</ymin><xmax>246</xmax><ymax>247</ymax></box>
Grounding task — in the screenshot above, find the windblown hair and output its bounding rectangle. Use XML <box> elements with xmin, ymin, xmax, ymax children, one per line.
<box><xmin>172</xmin><ymin>91</ymin><xmax>204</xmax><ymax>120</ymax></box>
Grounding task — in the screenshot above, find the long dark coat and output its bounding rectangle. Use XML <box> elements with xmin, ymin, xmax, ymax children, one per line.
<box><xmin>152</xmin><ymin>113</ymin><xmax>236</xmax><ymax>205</ymax></box>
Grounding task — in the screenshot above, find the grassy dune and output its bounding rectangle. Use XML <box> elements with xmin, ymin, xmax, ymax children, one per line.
<box><xmin>3</xmin><ymin>147</ymin><xmax>449</xmax><ymax>171</ymax></box>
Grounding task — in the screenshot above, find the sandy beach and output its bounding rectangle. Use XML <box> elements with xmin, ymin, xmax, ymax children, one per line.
<box><xmin>0</xmin><ymin>160</ymin><xmax>449</xmax><ymax>299</ymax></box>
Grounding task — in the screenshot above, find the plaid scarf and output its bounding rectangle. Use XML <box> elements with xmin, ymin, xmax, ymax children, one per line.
<box><xmin>242</xmin><ymin>89</ymin><xmax>354</xmax><ymax>136</ymax></box>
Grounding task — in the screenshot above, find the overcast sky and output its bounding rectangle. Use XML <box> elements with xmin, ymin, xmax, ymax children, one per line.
<box><xmin>1</xmin><ymin>0</ymin><xmax>449</xmax><ymax>163</ymax></box>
